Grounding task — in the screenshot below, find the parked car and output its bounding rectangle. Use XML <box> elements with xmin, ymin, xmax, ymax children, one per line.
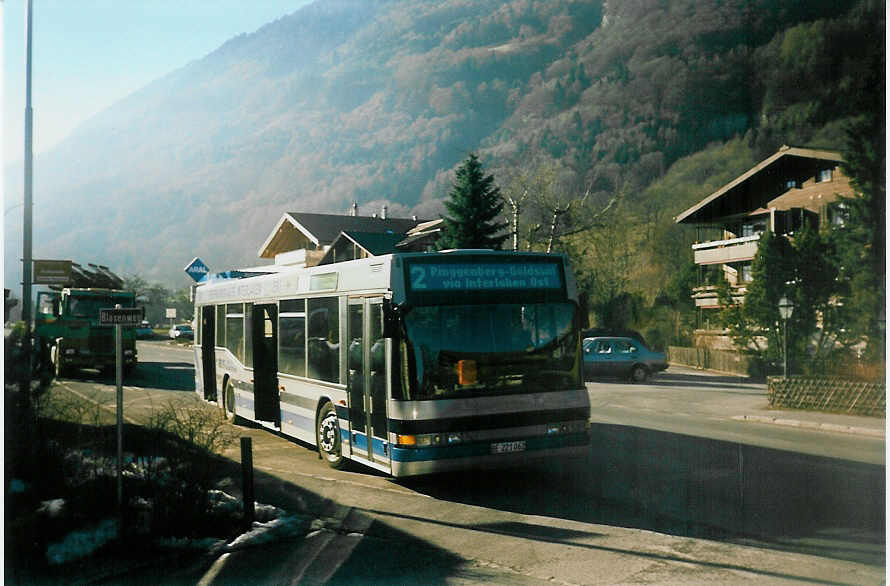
<box><xmin>583</xmin><ymin>336</ymin><xmax>667</xmax><ymax>383</ymax></box>
<box><xmin>135</xmin><ymin>320</ymin><xmax>154</xmax><ymax>339</ymax></box>
<box><xmin>581</xmin><ymin>328</ymin><xmax>648</xmax><ymax>348</ymax></box>
<box><xmin>168</xmin><ymin>324</ymin><xmax>194</xmax><ymax>340</ymax></box>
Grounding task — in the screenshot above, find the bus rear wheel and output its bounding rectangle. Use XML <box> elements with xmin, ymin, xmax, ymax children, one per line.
<box><xmin>317</xmin><ymin>402</ymin><xmax>346</xmax><ymax>469</ymax></box>
<box><xmin>223</xmin><ymin>379</ymin><xmax>236</xmax><ymax>421</ymax></box>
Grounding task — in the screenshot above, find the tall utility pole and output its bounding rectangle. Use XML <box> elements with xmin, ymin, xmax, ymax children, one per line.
<box><xmin>20</xmin><ymin>0</ymin><xmax>35</xmax><ymax>402</ymax></box>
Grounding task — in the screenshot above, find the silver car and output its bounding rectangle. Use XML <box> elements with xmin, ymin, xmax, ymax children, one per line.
<box><xmin>583</xmin><ymin>336</ymin><xmax>667</xmax><ymax>383</ymax></box>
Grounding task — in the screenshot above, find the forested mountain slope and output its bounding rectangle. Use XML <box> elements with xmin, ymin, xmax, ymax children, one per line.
<box><xmin>3</xmin><ymin>0</ymin><xmax>881</xmax><ymax>291</ymax></box>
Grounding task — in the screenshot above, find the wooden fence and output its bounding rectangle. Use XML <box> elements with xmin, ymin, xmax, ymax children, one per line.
<box><xmin>768</xmin><ymin>376</ymin><xmax>886</xmax><ymax>417</ymax></box>
<box><xmin>667</xmin><ymin>346</ymin><xmax>752</xmax><ymax>376</ymax></box>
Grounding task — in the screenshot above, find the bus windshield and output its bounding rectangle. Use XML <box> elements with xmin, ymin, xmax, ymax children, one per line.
<box><xmin>399</xmin><ymin>302</ymin><xmax>579</xmax><ymax>400</ymax></box>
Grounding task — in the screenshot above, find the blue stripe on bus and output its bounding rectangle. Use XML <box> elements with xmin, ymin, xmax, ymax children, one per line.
<box><xmin>348</xmin><ymin>431</ymin><xmax>390</xmax><ymax>459</ymax></box>
<box><xmin>390</xmin><ymin>432</ymin><xmax>588</xmax><ymax>463</ymax></box>
<box><xmin>351</xmin><ymin>432</ymin><xmax>368</xmax><ymax>452</ymax></box>
<box><xmin>235</xmin><ymin>394</ymin><xmax>315</xmax><ymax>432</ymax></box>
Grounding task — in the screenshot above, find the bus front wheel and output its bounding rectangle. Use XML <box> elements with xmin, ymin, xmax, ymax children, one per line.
<box><xmin>317</xmin><ymin>402</ymin><xmax>346</xmax><ymax>469</ymax></box>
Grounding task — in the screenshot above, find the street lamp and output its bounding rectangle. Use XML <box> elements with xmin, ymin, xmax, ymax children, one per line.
<box><xmin>778</xmin><ymin>296</ymin><xmax>795</xmax><ymax>379</ymax></box>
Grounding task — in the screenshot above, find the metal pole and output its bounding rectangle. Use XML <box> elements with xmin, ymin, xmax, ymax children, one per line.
<box><xmin>241</xmin><ymin>437</ymin><xmax>255</xmax><ymax>528</ymax></box>
<box><xmin>783</xmin><ymin>318</ymin><xmax>788</xmax><ymax>380</ymax></box>
<box><xmin>115</xmin><ymin>307</ymin><xmax>123</xmax><ymax>509</ymax></box>
<box><xmin>20</xmin><ymin>0</ymin><xmax>34</xmax><ymax>403</ymax></box>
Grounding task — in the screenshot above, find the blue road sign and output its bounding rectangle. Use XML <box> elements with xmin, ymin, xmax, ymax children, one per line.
<box><xmin>184</xmin><ymin>257</ymin><xmax>210</xmax><ymax>282</ymax></box>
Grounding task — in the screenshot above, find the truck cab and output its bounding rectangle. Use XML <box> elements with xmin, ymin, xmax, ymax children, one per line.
<box><xmin>36</xmin><ymin>288</ymin><xmax>138</xmax><ymax>377</ymax></box>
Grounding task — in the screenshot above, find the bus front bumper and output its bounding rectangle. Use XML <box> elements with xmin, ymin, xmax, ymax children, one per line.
<box><xmin>389</xmin><ymin>431</ymin><xmax>589</xmax><ymax>477</ymax></box>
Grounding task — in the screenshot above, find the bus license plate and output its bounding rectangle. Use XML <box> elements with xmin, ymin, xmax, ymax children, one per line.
<box><xmin>491</xmin><ymin>440</ymin><xmax>526</xmax><ymax>454</ymax></box>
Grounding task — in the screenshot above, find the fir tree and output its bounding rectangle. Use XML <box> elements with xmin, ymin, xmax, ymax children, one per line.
<box><xmin>438</xmin><ymin>153</ymin><xmax>508</xmax><ymax>250</ymax></box>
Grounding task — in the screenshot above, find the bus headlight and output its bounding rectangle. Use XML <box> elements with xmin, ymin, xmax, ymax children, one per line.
<box><xmin>397</xmin><ymin>432</ymin><xmax>464</xmax><ymax>447</ymax></box>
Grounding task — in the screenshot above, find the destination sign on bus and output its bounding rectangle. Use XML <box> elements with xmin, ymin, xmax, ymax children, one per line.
<box><xmin>408</xmin><ymin>261</ymin><xmax>562</xmax><ymax>292</ymax></box>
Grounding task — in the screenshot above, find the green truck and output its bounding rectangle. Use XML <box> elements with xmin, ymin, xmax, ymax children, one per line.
<box><xmin>35</xmin><ymin>287</ymin><xmax>138</xmax><ymax>377</ymax></box>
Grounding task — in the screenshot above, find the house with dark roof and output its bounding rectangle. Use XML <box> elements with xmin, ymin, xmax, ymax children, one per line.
<box><xmin>675</xmin><ymin>145</ymin><xmax>856</xmax><ymax>337</ymax></box>
<box><xmin>256</xmin><ymin>209</ymin><xmax>441</xmax><ymax>268</ymax></box>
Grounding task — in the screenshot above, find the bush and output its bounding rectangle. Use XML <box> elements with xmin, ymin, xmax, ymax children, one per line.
<box><xmin>129</xmin><ymin>398</ymin><xmax>237</xmax><ymax>537</ymax></box>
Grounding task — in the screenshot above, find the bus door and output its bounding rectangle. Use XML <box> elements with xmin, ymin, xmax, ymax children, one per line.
<box><xmin>201</xmin><ymin>306</ymin><xmax>216</xmax><ymax>401</ymax></box>
<box><xmin>252</xmin><ymin>304</ymin><xmax>280</xmax><ymax>426</ymax></box>
<box><xmin>347</xmin><ymin>297</ymin><xmax>390</xmax><ymax>466</ymax></box>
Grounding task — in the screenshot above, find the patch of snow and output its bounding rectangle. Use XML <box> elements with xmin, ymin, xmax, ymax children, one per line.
<box><xmin>225</xmin><ymin>515</ymin><xmax>310</xmax><ymax>551</ymax></box>
<box><xmin>208</xmin><ymin>490</ymin><xmax>241</xmax><ymax>515</ymax></box>
<box><xmin>46</xmin><ymin>519</ymin><xmax>118</xmax><ymax>565</ymax></box>
<box><xmin>254</xmin><ymin>502</ymin><xmax>285</xmax><ymax>522</ymax></box>
<box><xmin>38</xmin><ymin>499</ymin><xmax>66</xmax><ymax>518</ymax></box>
<box><xmin>157</xmin><ymin>536</ymin><xmax>226</xmax><ymax>552</ymax></box>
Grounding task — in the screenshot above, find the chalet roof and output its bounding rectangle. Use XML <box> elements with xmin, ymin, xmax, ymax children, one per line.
<box><xmin>258</xmin><ymin>212</ymin><xmax>423</xmax><ymax>259</ymax></box>
<box><xmin>338</xmin><ymin>231</ymin><xmax>408</xmax><ymax>255</ymax></box>
<box><xmin>317</xmin><ymin>231</ymin><xmax>408</xmax><ymax>265</ymax></box>
<box><xmin>675</xmin><ymin>146</ymin><xmax>844</xmax><ymax>225</ymax></box>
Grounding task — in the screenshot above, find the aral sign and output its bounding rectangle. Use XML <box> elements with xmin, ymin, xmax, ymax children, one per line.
<box><xmin>184</xmin><ymin>257</ymin><xmax>210</xmax><ymax>282</ymax></box>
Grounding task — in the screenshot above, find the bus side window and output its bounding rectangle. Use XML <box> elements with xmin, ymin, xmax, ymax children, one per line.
<box><xmin>279</xmin><ymin>299</ymin><xmax>306</xmax><ymax>377</ymax></box>
<box><xmin>216</xmin><ymin>305</ymin><xmax>226</xmax><ymax>347</ymax></box>
<box><xmin>226</xmin><ymin>303</ymin><xmax>244</xmax><ymax>362</ymax></box>
<box><xmin>308</xmin><ymin>297</ymin><xmax>340</xmax><ymax>383</ymax></box>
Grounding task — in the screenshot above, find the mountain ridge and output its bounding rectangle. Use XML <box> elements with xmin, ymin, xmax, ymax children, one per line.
<box><xmin>4</xmin><ymin>0</ymin><xmax>879</xmax><ymax>291</ymax></box>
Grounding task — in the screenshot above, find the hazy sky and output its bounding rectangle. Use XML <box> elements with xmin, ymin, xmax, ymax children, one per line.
<box><xmin>3</xmin><ymin>0</ymin><xmax>313</xmax><ymax>166</ymax></box>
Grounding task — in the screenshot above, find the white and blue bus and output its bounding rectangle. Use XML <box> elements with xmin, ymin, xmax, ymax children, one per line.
<box><xmin>193</xmin><ymin>250</ymin><xmax>590</xmax><ymax>476</ymax></box>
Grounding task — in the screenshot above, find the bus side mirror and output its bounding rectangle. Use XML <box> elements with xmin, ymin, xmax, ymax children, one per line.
<box><xmin>382</xmin><ymin>299</ymin><xmax>399</xmax><ymax>338</ymax></box>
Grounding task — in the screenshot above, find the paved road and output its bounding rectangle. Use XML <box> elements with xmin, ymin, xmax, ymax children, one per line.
<box><xmin>587</xmin><ymin>368</ymin><xmax>885</xmax><ymax>465</ymax></box>
<box><xmin>51</xmin><ymin>341</ymin><xmax>884</xmax><ymax>585</ymax></box>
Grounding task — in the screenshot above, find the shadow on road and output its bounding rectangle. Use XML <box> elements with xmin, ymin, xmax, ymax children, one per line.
<box><xmin>56</xmin><ymin>361</ymin><xmax>196</xmax><ymax>392</ymax></box>
<box><xmin>126</xmin><ymin>361</ymin><xmax>195</xmax><ymax>392</ymax></box>
<box><xmin>401</xmin><ymin>424</ymin><xmax>885</xmax><ymax>567</ymax></box>
<box><xmin>588</xmin><ymin>371</ymin><xmax>765</xmax><ymax>392</ymax></box>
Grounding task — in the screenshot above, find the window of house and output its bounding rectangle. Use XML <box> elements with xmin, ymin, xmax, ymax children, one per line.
<box><xmin>829</xmin><ymin>202</ymin><xmax>849</xmax><ymax>227</ymax></box>
<box><xmin>741</xmin><ymin>220</ymin><xmax>767</xmax><ymax>238</ymax></box>
<box><xmin>740</xmin><ymin>263</ymin><xmax>753</xmax><ymax>283</ymax></box>
<box><xmin>817</xmin><ymin>168</ymin><xmax>833</xmax><ymax>183</ymax></box>
<box><xmin>785</xmin><ymin>179</ymin><xmax>799</xmax><ymax>190</ymax></box>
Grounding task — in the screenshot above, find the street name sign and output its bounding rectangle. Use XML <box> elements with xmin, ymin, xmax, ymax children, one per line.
<box><xmin>99</xmin><ymin>307</ymin><xmax>143</xmax><ymax>326</ymax></box>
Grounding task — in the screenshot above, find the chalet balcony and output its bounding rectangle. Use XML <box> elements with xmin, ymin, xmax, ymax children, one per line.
<box><xmin>692</xmin><ymin>284</ymin><xmax>746</xmax><ymax>309</ymax></box>
<box><xmin>692</xmin><ymin>234</ymin><xmax>760</xmax><ymax>265</ymax></box>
